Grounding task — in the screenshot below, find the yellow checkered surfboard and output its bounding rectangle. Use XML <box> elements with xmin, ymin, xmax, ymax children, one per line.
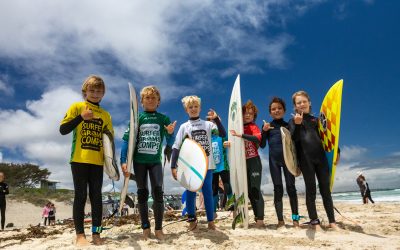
<box><xmin>318</xmin><ymin>80</ymin><xmax>343</xmax><ymax>191</ymax></box>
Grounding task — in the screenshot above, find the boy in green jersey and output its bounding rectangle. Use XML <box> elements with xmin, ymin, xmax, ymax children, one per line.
<box><xmin>121</xmin><ymin>86</ymin><xmax>176</xmax><ymax>240</ymax></box>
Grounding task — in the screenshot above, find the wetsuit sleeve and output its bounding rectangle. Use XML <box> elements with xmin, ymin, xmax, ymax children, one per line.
<box><xmin>213</xmin><ymin>117</ymin><xmax>226</xmax><ymax>138</ymax></box>
<box><xmin>59</xmin><ymin>115</ymin><xmax>83</xmax><ymax>135</ymax></box>
<box><xmin>260</xmin><ymin>130</ymin><xmax>268</xmax><ymax>148</ymax></box>
<box><xmin>120</xmin><ymin>139</ymin><xmax>128</xmax><ymax>165</ymax></box>
<box><xmin>288</xmin><ymin>119</ymin><xmax>301</xmax><ymax>142</ymax></box>
<box><xmin>242</xmin><ymin>134</ymin><xmax>260</xmax><ymax>142</ymax></box>
<box><xmin>172</xmin><ymin>124</ymin><xmax>185</xmax><ymax>150</ymax></box>
<box><xmin>170</xmin><ymin>148</ymin><xmax>180</xmax><ymax>169</ymax></box>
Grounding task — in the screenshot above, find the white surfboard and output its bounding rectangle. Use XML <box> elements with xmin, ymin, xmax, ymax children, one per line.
<box><xmin>119</xmin><ymin>82</ymin><xmax>139</xmax><ymax>214</ymax></box>
<box><xmin>177</xmin><ymin>139</ymin><xmax>208</xmax><ymax>192</ymax></box>
<box><xmin>103</xmin><ymin>129</ymin><xmax>120</xmax><ymax>181</ymax></box>
<box><xmin>228</xmin><ymin>74</ymin><xmax>249</xmax><ymax>229</ymax></box>
<box><xmin>280</xmin><ymin>127</ymin><xmax>301</xmax><ymax>177</ymax></box>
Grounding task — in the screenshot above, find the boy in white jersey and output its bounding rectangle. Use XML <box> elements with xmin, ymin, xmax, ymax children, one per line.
<box><xmin>170</xmin><ymin>95</ymin><xmax>226</xmax><ymax>230</ymax></box>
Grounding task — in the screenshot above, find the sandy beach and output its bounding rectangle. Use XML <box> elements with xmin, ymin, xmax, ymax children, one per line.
<box><xmin>1</xmin><ymin>197</ymin><xmax>399</xmax><ymax>249</ymax></box>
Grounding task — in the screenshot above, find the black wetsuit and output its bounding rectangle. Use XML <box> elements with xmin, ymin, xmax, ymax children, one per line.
<box><xmin>289</xmin><ymin>113</ymin><xmax>335</xmax><ymax>224</ymax></box>
<box><xmin>0</xmin><ymin>182</ymin><xmax>9</xmax><ymax>230</ymax></box>
<box><xmin>260</xmin><ymin>119</ymin><xmax>298</xmax><ymax>222</ymax></box>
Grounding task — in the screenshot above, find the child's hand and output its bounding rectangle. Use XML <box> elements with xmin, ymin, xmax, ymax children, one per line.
<box><xmin>121</xmin><ymin>163</ymin><xmax>130</xmax><ymax>177</ymax></box>
<box><xmin>292</xmin><ymin>112</ymin><xmax>303</xmax><ymax>125</ymax></box>
<box><xmin>206</xmin><ymin>109</ymin><xmax>218</xmax><ymax>120</ymax></box>
<box><xmin>81</xmin><ymin>106</ymin><xmax>94</xmax><ymax>120</ymax></box>
<box><xmin>171</xmin><ymin>168</ymin><xmax>178</xmax><ymax>180</ymax></box>
<box><xmin>164</xmin><ymin>121</ymin><xmax>177</xmax><ymax>134</ymax></box>
<box><xmin>223</xmin><ymin>141</ymin><xmax>231</xmax><ymax>148</ymax></box>
<box><xmin>230</xmin><ymin>130</ymin><xmax>241</xmax><ymax>137</ymax></box>
<box><xmin>262</xmin><ymin>120</ymin><xmax>274</xmax><ymax>131</ymax></box>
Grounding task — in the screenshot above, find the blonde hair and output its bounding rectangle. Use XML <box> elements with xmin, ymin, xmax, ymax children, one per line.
<box><xmin>81</xmin><ymin>75</ymin><xmax>105</xmax><ymax>97</ymax></box>
<box><xmin>292</xmin><ymin>90</ymin><xmax>310</xmax><ymax>105</ymax></box>
<box><xmin>181</xmin><ymin>95</ymin><xmax>201</xmax><ymax>109</ymax></box>
<box><xmin>292</xmin><ymin>90</ymin><xmax>312</xmax><ymax>112</ymax></box>
<box><xmin>140</xmin><ymin>85</ymin><xmax>161</xmax><ymax>102</ymax></box>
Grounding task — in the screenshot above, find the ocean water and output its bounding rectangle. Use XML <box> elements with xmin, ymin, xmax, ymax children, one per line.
<box><xmin>332</xmin><ymin>189</ymin><xmax>400</xmax><ymax>203</ymax></box>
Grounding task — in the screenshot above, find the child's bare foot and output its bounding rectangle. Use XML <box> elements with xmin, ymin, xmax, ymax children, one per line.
<box><xmin>208</xmin><ymin>221</ymin><xmax>216</xmax><ymax>230</ymax></box>
<box><xmin>143</xmin><ymin>228</ymin><xmax>151</xmax><ymax>240</ymax></box>
<box><xmin>92</xmin><ymin>234</ymin><xmax>105</xmax><ymax>245</ymax></box>
<box><xmin>293</xmin><ymin>220</ymin><xmax>300</xmax><ymax>228</ymax></box>
<box><xmin>327</xmin><ymin>222</ymin><xmax>338</xmax><ymax>230</ymax></box>
<box><xmin>277</xmin><ymin>220</ymin><xmax>285</xmax><ymax>228</ymax></box>
<box><xmin>155</xmin><ymin>230</ymin><xmax>165</xmax><ymax>240</ymax></box>
<box><xmin>75</xmin><ymin>234</ymin><xmax>90</xmax><ymax>246</ymax></box>
<box><xmin>255</xmin><ymin>220</ymin><xmax>266</xmax><ymax>229</ymax></box>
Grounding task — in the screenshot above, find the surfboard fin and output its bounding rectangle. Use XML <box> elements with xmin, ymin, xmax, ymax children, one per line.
<box><xmin>232</xmin><ymin>211</ymin><xmax>243</xmax><ymax>230</ymax></box>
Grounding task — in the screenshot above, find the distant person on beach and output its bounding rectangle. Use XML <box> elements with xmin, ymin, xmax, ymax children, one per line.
<box><xmin>356</xmin><ymin>172</ymin><xmax>375</xmax><ymax>204</ymax></box>
<box><xmin>289</xmin><ymin>91</ymin><xmax>336</xmax><ymax>230</ymax></box>
<box><xmin>48</xmin><ymin>203</ymin><xmax>56</xmax><ymax>226</ymax></box>
<box><xmin>226</xmin><ymin>100</ymin><xmax>266</xmax><ymax>228</ymax></box>
<box><xmin>120</xmin><ymin>86</ymin><xmax>176</xmax><ymax>240</ymax></box>
<box><xmin>260</xmin><ymin>97</ymin><xmax>299</xmax><ymax>228</ymax></box>
<box><xmin>0</xmin><ymin>172</ymin><xmax>9</xmax><ymax>231</ymax></box>
<box><xmin>60</xmin><ymin>75</ymin><xmax>114</xmax><ymax>246</ymax></box>
<box><xmin>170</xmin><ymin>96</ymin><xmax>226</xmax><ymax>231</ymax></box>
<box><xmin>42</xmin><ymin>202</ymin><xmax>51</xmax><ymax>226</ymax></box>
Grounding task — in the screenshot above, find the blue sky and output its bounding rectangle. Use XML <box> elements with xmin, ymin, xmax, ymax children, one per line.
<box><xmin>0</xmin><ymin>0</ymin><xmax>399</xmax><ymax>193</ymax></box>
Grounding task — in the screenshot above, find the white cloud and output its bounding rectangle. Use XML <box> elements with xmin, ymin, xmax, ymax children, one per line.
<box><xmin>0</xmin><ymin>78</ymin><xmax>14</xmax><ymax>96</ymax></box>
<box><xmin>340</xmin><ymin>145</ymin><xmax>368</xmax><ymax>162</ymax></box>
<box><xmin>0</xmin><ymin>151</ymin><xmax>2</xmax><ymax>163</ymax></box>
<box><xmin>0</xmin><ymin>1</ymin><xmax>324</xmax><ymax>98</ymax></box>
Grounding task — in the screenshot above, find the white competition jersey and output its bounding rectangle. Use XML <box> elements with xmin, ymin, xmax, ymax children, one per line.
<box><xmin>173</xmin><ymin>118</ymin><xmax>218</xmax><ymax>170</ymax></box>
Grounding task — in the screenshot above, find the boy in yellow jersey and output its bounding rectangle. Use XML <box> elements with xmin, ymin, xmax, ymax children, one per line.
<box><xmin>60</xmin><ymin>75</ymin><xmax>113</xmax><ymax>246</ymax></box>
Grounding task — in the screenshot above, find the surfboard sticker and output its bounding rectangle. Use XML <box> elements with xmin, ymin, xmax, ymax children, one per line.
<box><xmin>176</xmin><ymin>139</ymin><xmax>208</xmax><ymax>192</ymax></box>
<box><xmin>318</xmin><ymin>79</ymin><xmax>343</xmax><ymax>191</ymax></box>
<box><xmin>103</xmin><ymin>129</ymin><xmax>120</xmax><ymax>181</ymax></box>
<box><xmin>228</xmin><ymin>74</ymin><xmax>249</xmax><ymax>229</ymax></box>
<box><xmin>119</xmin><ymin>82</ymin><xmax>139</xmax><ymax>214</ymax></box>
<box><xmin>280</xmin><ymin>127</ymin><xmax>301</xmax><ymax>177</ymax></box>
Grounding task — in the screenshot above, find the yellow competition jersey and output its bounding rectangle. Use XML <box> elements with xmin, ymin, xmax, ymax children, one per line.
<box><xmin>61</xmin><ymin>101</ymin><xmax>113</xmax><ymax>166</ymax></box>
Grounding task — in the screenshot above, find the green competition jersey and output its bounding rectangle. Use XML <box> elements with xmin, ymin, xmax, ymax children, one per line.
<box><xmin>123</xmin><ymin>111</ymin><xmax>173</xmax><ymax>164</ymax></box>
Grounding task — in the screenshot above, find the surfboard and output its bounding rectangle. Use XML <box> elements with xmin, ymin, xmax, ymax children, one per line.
<box><xmin>176</xmin><ymin>139</ymin><xmax>208</xmax><ymax>192</ymax></box>
<box><xmin>318</xmin><ymin>79</ymin><xmax>343</xmax><ymax>191</ymax></box>
<box><xmin>228</xmin><ymin>74</ymin><xmax>249</xmax><ymax>229</ymax></box>
<box><xmin>280</xmin><ymin>127</ymin><xmax>301</xmax><ymax>177</ymax></box>
<box><xmin>103</xmin><ymin>129</ymin><xmax>120</xmax><ymax>181</ymax></box>
<box><xmin>119</xmin><ymin>82</ymin><xmax>139</xmax><ymax>214</ymax></box>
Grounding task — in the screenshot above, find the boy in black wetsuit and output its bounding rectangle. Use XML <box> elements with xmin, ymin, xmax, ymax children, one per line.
<box><xmin>0</xmin><ymin>172</ymin><xmax>9</xmax><ymax>231</ymax></box>
<box><xmin>260</xmin><ymin>97</ymin><xmax>299</xmax><ymax>228</ymax></box>
<box><xmin>289</xmin><ymin>91</ymin><xmax>337</xmax><ymax>230</ymax></box>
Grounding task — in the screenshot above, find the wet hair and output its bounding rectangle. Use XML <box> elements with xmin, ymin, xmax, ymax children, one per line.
<box><xmin>81</xmin><ymin>75</ymin><xmax>105</xmax><ymax>98</ymax></box>
<box><xmin>242</xmin><ymin>100</ymin><xmax>258</xmax><ymax>121</ymax></box>
<box><xmin>140</xmin><ymin>85</ymin><xmax>161</xmax><ymax>102</ymax></box>
<box><xmin>269</xmin><ymin>97</ymin><xmax>286</xmax><ymax>112</ymax></box>
<box><xmin>181</xmin><ymin>95</ymin><xmax>201</xmax><ymax>109</ymax></box>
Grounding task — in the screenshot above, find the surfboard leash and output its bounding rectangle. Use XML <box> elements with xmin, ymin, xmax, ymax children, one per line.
<box><xmin>333</xmin><ymin>205</ymin><xmax>359</xmax><ymax>225</ymax></box>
